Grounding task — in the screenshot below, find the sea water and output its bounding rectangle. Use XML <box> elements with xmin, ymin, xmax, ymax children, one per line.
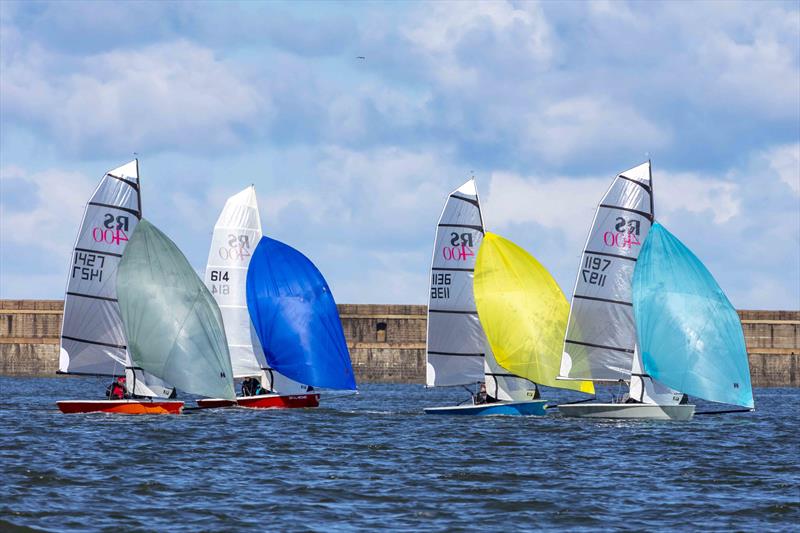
<box><xmin>1</xmin><ymin>377</ymin><xmax>798</xmax><ymax>531</ymax></box>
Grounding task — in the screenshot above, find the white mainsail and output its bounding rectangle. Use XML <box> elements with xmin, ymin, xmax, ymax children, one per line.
<box><xmin>560</xmin><ymin>161</ymin><xmax>680</xmax><ymax>403</ymax></box>
<box><xmin>426</xmin><ymin>179</ymin><xmax>488</xmax><ymax>387</ymax></box>
<box><xmin>483</xmin><ymin>353</ymin><xmax>537</xmax><ymax>401</ymax></box>
<box><xmin>204</xmin><ymin>185</ymin><xmax>306</xmax><ymax>394</ymax></box>
<box><xmin>59</xmin><ymin>160</ymin><xmax>172</xmax><ymax>397</ymax></box>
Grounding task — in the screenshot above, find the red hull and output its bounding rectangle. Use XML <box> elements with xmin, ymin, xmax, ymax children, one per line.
<box><xmin>57</xmin><ymin>400</ymin><xmax>184</xmax><ymax>415</ymax></box>
<box><xmin>237</xmin><ymin>393</ymin><xmax>320</xmax><ymax>409</ymax></box>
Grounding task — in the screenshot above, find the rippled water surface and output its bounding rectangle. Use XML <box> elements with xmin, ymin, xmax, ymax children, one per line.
<box><xmin>1</xmin><ymin>377</ymin><xmax>798</xmax><ymax>531</ymax></box>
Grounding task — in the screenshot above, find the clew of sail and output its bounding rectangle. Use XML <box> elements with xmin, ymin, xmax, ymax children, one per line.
<box><xmin>117</xmin><ymin>219</ymin><xmax>236</xmax><ymax>400</ymax></box>
<box><xmin>633</xmin><ymin>222</ymin><xmax>754</xmax><ymax>408</ymax></box>
<box><xmin>475</xmin><ymin>232</ymin><xmax>594</xmax><ymax>394</ymax></box>
<box><xmin>561</xmin><ymin>161</ymin><xmax>654</xmax><ymax>382</ymax></box>
<box><xmin>245</xmin><ymin>236</ymin><xmax>357</xmax><ymax>391</ymax></box>
<box><xmin>426</xmin><ymin>179</ymin><xmax>487</xmax><ymax>387</ymax></box>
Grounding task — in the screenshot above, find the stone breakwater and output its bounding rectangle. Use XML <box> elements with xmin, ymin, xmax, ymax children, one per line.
<box><xmin>0</xmin><ymin>300</ymin><xmax>797</xmax><ymax>386</ymax></box>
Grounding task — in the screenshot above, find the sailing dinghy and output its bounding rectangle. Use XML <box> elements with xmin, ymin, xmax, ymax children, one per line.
<box><xmin>558</xmin><ymin>162</ymin><xmax>753</xmax><ymax>420</ymax></box>
<box><xmin>56</xmin><ymin>161</ymin><xmax>181</xmax><ymax>415</ymax></box>
<box><xmin>424</xmin><ymin>179</ymin><xmax>592</xmax><ymax>415</ymax></box>
<box><xmin>244</xmin><ymin>235</ymin><xmax>357</xmax><ymax>401</ymax></box>
<box><xmin>196</xmin><ymin>186</ymin><xmax>318</xmax><ymax>409</ymax></box>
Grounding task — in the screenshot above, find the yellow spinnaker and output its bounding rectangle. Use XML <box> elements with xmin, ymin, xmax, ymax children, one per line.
<box><xmin>474</xmin><ymin>233</ymin><xmax>594</xmax><ymax>394</ymax></box>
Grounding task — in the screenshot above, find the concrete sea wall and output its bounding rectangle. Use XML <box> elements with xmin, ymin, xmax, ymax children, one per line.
<box><xmin>0</xmin><ymin>300</ymin><xmax>797</xmax><ymax>386</ymax></box>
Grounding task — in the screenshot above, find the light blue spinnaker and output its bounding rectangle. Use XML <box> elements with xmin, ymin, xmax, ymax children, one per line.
<box><xmin>245</xmin><ymin>236</ymin><xmax>357</xmax><ymax>391</ymax></box>
<box><xmin>632</xmin><ymin>222</ymin><xmax>753</xmax><ymax>408</ymax></box>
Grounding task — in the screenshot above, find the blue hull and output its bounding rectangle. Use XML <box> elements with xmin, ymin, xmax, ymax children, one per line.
<box><xmin>424</xmin><ymin>400</ymin><xmax>548</xmax><ymax>416</ymax></box>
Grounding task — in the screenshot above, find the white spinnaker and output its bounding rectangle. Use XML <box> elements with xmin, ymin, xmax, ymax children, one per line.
<box><xmin>426</xmin><ymin>179</ymin><xmax>487</xmax><ymax>387</ymax></box>
<box><xmin>59</xmin><ymin>160</ymin><xmax>173</xmax><ymax>397</ymax></box>
<box><xmin>204</xmin><ymin>186</ymin><xmax>306</xmax><ymax>394</ymax></box>
<box><xmin>560</xmin><ymin>162</ymin><xmax>654</xmax><ymax>382</ymax></box>
<box><xmin>60</xmin><ymin>161</ymin><xmax>140</xmax><ymax>375</ymax></box>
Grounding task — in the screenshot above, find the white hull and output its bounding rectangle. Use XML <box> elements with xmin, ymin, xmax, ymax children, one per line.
<box><xmin>558</xmin><ymin>402</ymin><xmax>695</xmax><ymax>421</ymax></box>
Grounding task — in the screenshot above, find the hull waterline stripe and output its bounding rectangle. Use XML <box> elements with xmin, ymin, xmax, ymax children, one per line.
<box><xmin>449</xmin><ymin>194</ymin><xmax>480</xmax><ymax>208</ymax></box>
<box><xmin>573</xmin><ymin>294</ymin><xmax>633</xmax><ymax>307</ymax></box>
<box><xmin>106</xmin><ymin>173</ymin><xmax>140</xmax><ymax>191</ymax></box>
<box><xmin>74</xmin><ymin>247</ymin><xmax>123</xmax><ymax>258</ymax></box>
<box><xmin>583</xmin><ymin>250</ymin><xmax>637</xmax><ymax>262</ymax></box>
<box><xmin>598</xmin><ymin>204</ymin><xmax>653</xmax><ymax>222</ymax></box>
<box><xmin>429</xmin><ymin>309</ymin><xmax>478</xmax><ymax>315</ymax></box>
<box><xmin>61</xmin><ymin>335</ymin><xmax>127</xmax><ymax>350</ymax></box>
<box><xmin>88</xmin><ymin>202</ymin><xmax>141</xmax><ymax>219</ymax></box>
<box><xmin>438</xmin><ymin>223</ymin><xmax>484</xmax><ymax>232</ymax></box>
<box><xmin>617</xmin><ymin>174</ymin><xmax>651</xmax><ymax>193</ymax></box>
<box><xmin>564</xmin><ymin>339</ymin><xmax>635</xmax><ymax>354</ymax></box>
<box><xmin>432</xmin><ymin>267</ymin><xmax>475</xmax><ymax>272</ymax></box>
<box><xmin>428</xmin><ymin>351</ymin><xmax>484</xmax><ymax>358</ymax></box>
<box><xmin>66</xmin><ymin>291</ymin><xmax>118</xmax><ymax>303</ymax></box>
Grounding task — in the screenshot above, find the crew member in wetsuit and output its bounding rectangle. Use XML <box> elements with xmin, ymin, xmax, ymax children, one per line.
<box><xmin>474</xmin><ymin>382</ymin><xmax>488</xmax><ymax>405</ymax></box>
<box><xmin>241</xmin><ymin>377</ymin><xmax>258</xmax><ymax>397</ymax></box>
<box><xmin>106</xmin><ymin>376</ymin><xmax>127</xmax><ymax>400</ymax></box>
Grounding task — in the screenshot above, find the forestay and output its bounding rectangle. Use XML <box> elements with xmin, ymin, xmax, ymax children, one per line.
<box><xmin>633</xmin><ymin>223</ymin><xmax>754</xmax><ymax>408</ymax></box>
<box><xmin>475</xmin><ymin>233</ymin><xmax>594</xmax><ymax>395</ymax></box>
<box><xmin>246</xmin><ymin>236</ymin><xmax>357</xmax><ymax>391</ymax></box>
<box><xmin>426</xmin><ymin>179</ymin><xmax>487</xmax><ymax>387</ymax></box>
<box><xmin>561</xmin><ymin>162</ymin><xmax>653</xmax><ymax>382</ymax></box>
<box><xmin>117</xmin><ymin>219</ymin><xmax>236</xmax><ymax>400</ymax></box>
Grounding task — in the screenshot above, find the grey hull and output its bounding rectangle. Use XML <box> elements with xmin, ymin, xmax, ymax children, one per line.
<box><xmin>558</xmin><ymin>403</ymin><xmax>695</xmax><ymax>421</ymax></box>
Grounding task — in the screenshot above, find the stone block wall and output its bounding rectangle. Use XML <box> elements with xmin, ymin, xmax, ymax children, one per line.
<box><xmin>0</xmin><ymin>300</ymin><xmax>798</xmax><ymax>386</ymax></box>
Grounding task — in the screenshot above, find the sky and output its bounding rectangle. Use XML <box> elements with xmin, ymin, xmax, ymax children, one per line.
<box><xmin>0</xmin><ymin>0</ymin><xmax>798</xmax><ymax>309</ymax></box>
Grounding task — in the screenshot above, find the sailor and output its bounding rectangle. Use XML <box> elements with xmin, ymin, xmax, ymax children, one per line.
<box><xmin>241</xmin><ymin>377</ymin><xmax>258</xmax><ymax>397</ymax></box>
<box><xmin>106</xmin><ymin>376</ymin><xmax>127</xmax><ymax>400</ymax></box>
<box><xmin>474</xmin><ymin>382</ymin><xmax>488</xmax><ymax>405</ymax></box>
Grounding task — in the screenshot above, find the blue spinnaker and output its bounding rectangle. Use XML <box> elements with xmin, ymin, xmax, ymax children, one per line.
<box><xmin>246</xmin><ymin>236</ymin><xmax>357</xmax><ymax>391</ymax></box>
<box><xmin>633</xmin><ymin>223</ymin><xmax>753</xmax><ymax>408</ymax></box>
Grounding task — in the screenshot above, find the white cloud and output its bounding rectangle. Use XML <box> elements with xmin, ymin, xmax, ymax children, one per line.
<box><xmin>1</xmin><ymin>40</ymin><xmax>269</xmax><ymax>154</ymax></box>
<box><xmin>0</xmin><ymin>166</ymin><xmax>95</xmax><ymax>257</ymax></box>
<box><xmin>656</xmin><ymin>171</ymin><xmax>741</xmax><ymax>225</ymax></box>
<box><xmin>764</xmin><ymin>143</ymin><xmax>800</xmax><ymax>195</ymax></box>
